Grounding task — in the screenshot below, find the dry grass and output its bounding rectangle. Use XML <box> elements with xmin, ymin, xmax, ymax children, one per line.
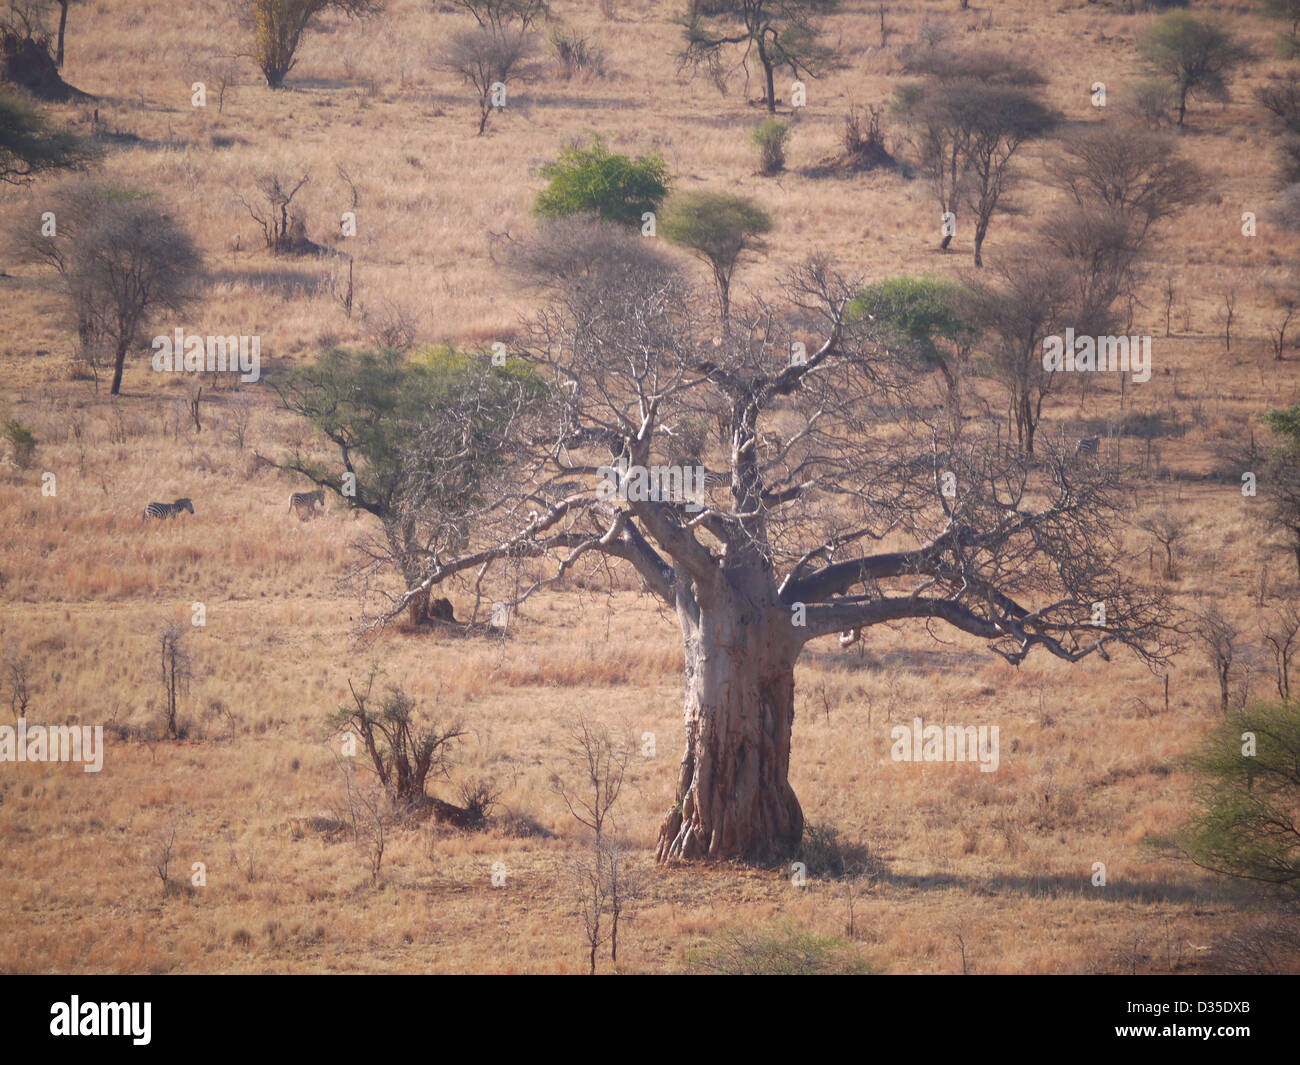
<box><xmin>1</xmin><ymin>0</ymin><xmax>1298</xmax><ymax>973</ymax></box>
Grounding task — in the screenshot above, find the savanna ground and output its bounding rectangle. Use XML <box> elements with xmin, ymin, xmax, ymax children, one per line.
<box><xmin>1</xmin><ymin>0</ymin><xmax>1298</xmax><ymax>973</ymax></box>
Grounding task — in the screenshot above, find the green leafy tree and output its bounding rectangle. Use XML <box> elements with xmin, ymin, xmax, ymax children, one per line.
<box><xmin>1262</xmin><ymin>404</ymin><xmax>1300</xmax><ymax>579</ymax></box>
<box><xmin>660</xmin><ymin>189</ymin><xmax>771</xmax><ymax>328</ymax></box>
<box><xmin>1265</xmin><ymin>0</ymin><xmax>1300</xmax><ymax>55</ymax></box>
<box><xmin>851</xmin><ymin>277</ymin><xmax>974</xmax><ymax>394</ymax></box>
<box><xmin>1182</xmin><ymin>701</ymin><xmax>1300</xmax><ymax>896</ymax></box>
<box><xmin>1140</xmin><ymin>12</ymin><xmax>1249</xmax><ymax>128</ymax></box>
<box><xmin>275</xmin><ymin>345</ymin><xmax>546</xmax><ymax>623</ymax></box>
<box><xmin>534</xmin><ymin>136</ymin><xmax>669</xmax><ymax>228</ymax></box>
<box><xmin>750</xmin><ymin>118</ymin><xmax>790</xmax><ymax>175</ymax></box>
<box><xmin>0</xmin><ymin>89</ymin><xmax>96</xmax><ymax>186</ymax></box>
<box><xmin>244</xmin><ymin>0</ymin><xmax>383</xmax><ymax>89</ymax></box>
<box><xmin>680</xmin><ymin>0</ymin><xmax>839</xmax><ymax>115</ymax></box>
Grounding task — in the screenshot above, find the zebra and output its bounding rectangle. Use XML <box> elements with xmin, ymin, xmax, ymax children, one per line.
<box><xmin>289</xmin><ymin>489</ymin><xmax>326</xmax><ymax>520</ymax></box>
<box><xmin>1075</xmin><ymin>437</ymin><xmax>1100</xmax><ymax>459</ymax></box>
<box><xmin>142</xmin><ymin>498</ymin><xmax>194</xmax><ymax>521</ymax></box>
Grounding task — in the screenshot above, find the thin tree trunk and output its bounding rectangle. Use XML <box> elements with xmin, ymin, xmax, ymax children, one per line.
<box><xmin>56</xmin><ymin>1</ymin><xmax>69</xmax><ymax>68</ymax></box>
<box><xmin>656</xmin><ymin>597</ymin><xmax>803</xmax><ymax>862</ymax></box>
<box><xmin>758</xmin><ymin>38</ymin><xmax>776</xmax><ymax>114</ymax></box>
<box><xmin>111</xmin><ymin>339</ymin><xmax>128</xmax><ymax>395</ymax></box>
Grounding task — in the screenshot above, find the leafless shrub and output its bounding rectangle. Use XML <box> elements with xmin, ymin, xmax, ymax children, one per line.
<box><xmin>3</xmin><ymin>652</ymin><xmax>33</xmax><ymax>719</ymax></box>
<box><xmin>550</xmin><ymin>25</ymin><xmax>605</xmax><ymax>80</ymax></box>
<box><xmin>158</xmin><ymin>621</ymin><xmax>192</xmax><ymax>740</ymax></box>
<box><xmin>146</xmin><ymin>816</ymin><xmax>184</xmax><ymax>894</ymax></box>
<box><xmin>360</xmin><ymin>297</ymin><xmax>420</xmax><ymax>351</ymax></box>
<box><xmin>438</xmin><ymin>24</ymin><xmax>540</xmax><ymax>134</ymax></box>
<box><xmin>1205</xmin><ymin>912</ymin><xmax>1300</xmax><ymax>974</ymax></box>
<box><xmin>1138</xmin><ymin>512</ymin><xmax>1189</xmax><ymax>580</ymax></box>
<box><xmin>1260</xmin><ymin>600</ymin><xmax>1300</xmax><ymax>700</ymax></box>
<box><xmin>238</xmin><ymin>171</ymin><xmax>317</xmax><ymax>254</ymax></box>
<box><xmin>553</xmin><ymin>716</ymin><xmax>635</xmax><ymax>973</ymax></box>
<box><xmin>1189</xmin><ymin>601</ymin><xmax>1239</xmax><ymax>713</ymax></box>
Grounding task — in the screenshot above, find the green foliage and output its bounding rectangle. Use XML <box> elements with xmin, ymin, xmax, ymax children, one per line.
<box><xmin>247</xmin><ymin>0</ymin><xmax>381</xmax><ymax>89</ymax></box>
<box><xmin>277</xmin><ymin>344</ymin><xmax>546</xmax><ymax>592</ymax></box>
<box><xmin>533</xmin><ymin>136</ymin><xmax>669</xmax><ymax>228</ymax></box>
<box><xmin>1182</xmin><ymin>701</ymin><xmax>1300</xmax><ymax>896</ymax></box>
<box><xmin>1</xmin><ymin>417</ymin><xmax>36</xmax><ymax>468</ymax></box>
<box><xmin>750</xmin><ymin>118</ymin><xmax>790</xmax><ymax>175</ymax></box>
<box><xmin>659</xmin><ymin>191</ymin><xmax>771</xmax><ymax>274</ymax></box>
<box><xmin>851</xmin><ymin>276</ymin><xmax>974</xmax><ymax>384</ymax></box>
<box><xmin>1264</xmin><ymin>403</ymin><xmax>1300</xmax><ymax>452</ymax></box>
<box><xmin>661</xmin><ymin>190</ymin><xmax>771</xmax><ymax>321</ymax></box>
<box><xmin>0</xmin><ymin>88</ymin><xmax>97</xmax><ymax>185</ymax></box>
<box><xmin>688</xmin><ymin>921</ymin><xmax>879</xmax><ymax>975</ymax></box>
<box><xmin>681</xmin><ymin>0</ymin><xmax>840</xmax><ymax>114</ymax></box>
<box><xmin>1139</xmin><ymin>12</ymin><xmax>1249</xmax><ymax>126</ymax></box>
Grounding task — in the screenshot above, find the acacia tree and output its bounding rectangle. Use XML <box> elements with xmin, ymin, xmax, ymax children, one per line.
<box><xmin>680</xmin><ymin>0</ymin><xmax>839</xmax><ymax>115</ymax></box>
<box><xmin>852</xmin><ymin>276</ymin><xmax>974</xmax><ymax>397</ymax></box>
<box><xmin>243</xmin><ymin>0</ymin><xmax>382</xmax><ymax>89</ymax></box>
<box><xmin>1140</xmin><ymin>12</ymin><xmax>1249</xmax><ymax>128</ymax></box>
<box><xmin>894</xmin><ymin>51</ymin><xmax>1056</xmax><ymax>265</ymax></box>
<box><xmin>439</xmin><ymin>23</ymin><xmax>539</xmax><ymax>134</ymax></box>
<box><xmin>660</xmin><ymin>189</ymin><xmax>771</xmax><ymax>330</ymax></box>
<box><xmin>969</xmin><ymin>250</ymin><xmax>1102</xmax><ymax>459</ymax></box>
<box><xmin>1261</xmin><ymin>404</ymin><xmax>1300</xmax><ymax>579</ymax></box>
<box><xmin>372</xmin><ymin>219</ymin><xmax>1171</xmax><ymax>863</ymax></box>
<box><xmin>0</xmin><ymin>88</ymin><xmax>96</xmax><ymax>185</ymax></box>
<box><xmin>1046</xmin><ymin>123</ymin><xmax>1203</xmax><ymax>247</ymax></box>
<box><xmin>18</xmin><ymin>181</ymin><xmax>202</xmax><ymax>394</ymax></box>
<box><xmin>275</xmin><ymin>346</ymin><xmax>544</xmax><ymax>624</ymax></box>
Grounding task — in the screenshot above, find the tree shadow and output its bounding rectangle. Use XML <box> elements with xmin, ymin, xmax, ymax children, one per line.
<box><xmin>208</xmin><ymin>267</ymin><xmax>327</xmax><ymax>300</ymax></box>
<box><xmin>871</xmin><ymin>865</ymin><xmax>1238</xmax><ymax>906</ymax></box>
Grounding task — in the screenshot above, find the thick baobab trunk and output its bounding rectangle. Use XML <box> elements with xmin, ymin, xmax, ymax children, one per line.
<box><xmin>656</xmin><ymin>598</ymin><xmax>803</xmax><ymax>863</ymax></box>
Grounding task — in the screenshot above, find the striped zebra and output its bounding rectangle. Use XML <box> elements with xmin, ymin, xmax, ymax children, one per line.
<box><xmin>289</xmin><ymin>489</ymin><xmax>325</xmax><ymax>520</ymax></box>
<box><xmin>142</xmin><ymin>498</ymin><xmax>194</xmax><ymax>521</ymax></box>
<box><xmin>1075</xmin><ymin>437</ymin><xmax>1100</xmax><ymax>459</ymax></box>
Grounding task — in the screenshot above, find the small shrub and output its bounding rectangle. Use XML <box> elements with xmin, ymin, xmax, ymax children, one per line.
<box><xmin>497</xmin><ymin>807</ymin><xmax>556</xmax><ymax>838</ymax></box>
<box><xmin>534</xmin><ymin>135</ymin><xmax>669</xmax><ymax>228</ymax></box>
<box><xmin>1</xmin><ymin>418</ymin><xmax>36</xmax><ymax>468</ymax></box>
<box><xmin>1182</xmin><ymin>701</ymin><xmax>1300</xmax><ymax>896</ymax></box>
<box><xmin>1132</xmin><ymin>78</ymin><xmax>1173</xmax><ymax>126</ymax></box>
<box><xmin>550</xmin><ymin>26</ymin><xmax>605</xmax><ymax>79</ymax></box>
<box><xmin>750</xmin><ymin>119</ymin><xmax>789</xmax><ymax>175</ymax></box>
<box><xmin>457</xmin><ymin>776</ymin><xmax>501</xmax><ymax>827</ymax></box>
<box><xmin>689</xmin><ymin>921</ymin><xmax>879</xmax><ymax>975</ymax></box>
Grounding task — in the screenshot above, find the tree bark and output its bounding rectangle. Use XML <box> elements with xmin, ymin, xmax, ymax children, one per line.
<box><xmin>56</xmin><ymin>1</ymin><xmax>69</xmax><ymax>68</ymax></box>
<box><xmin>110</xmin><ymin>339</ymin><xmax>127</xmax><ymax>395</ymax></box>
<box><xmin>758</xmin><ymin>38</ymin><xmax>776</xmax><ymax>114</ymax></box>
<box><xmin>656</xmin><ymin>594</ymin><xmax>803</xmax><ymax>863</ymax></box>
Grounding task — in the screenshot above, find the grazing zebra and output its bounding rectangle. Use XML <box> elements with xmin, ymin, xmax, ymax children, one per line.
<box><xmin>1075</xmin><ymin>437</ymin><xmax>1100</xmax><ymax>459</ymax></box>
<box><xmin>142</xmin><ymin>498</ymin><xmax>194</xmax><ymax>521</ymax></box>
<box><xmin>289</xmin><ymin>489</ymin><xmax>326</xmax><ymax>520</ymax></box>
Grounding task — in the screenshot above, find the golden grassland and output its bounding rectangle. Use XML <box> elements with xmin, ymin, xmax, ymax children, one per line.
<box><xmin>1</xmin><ymin>0</ymin><xmax>1299</xmax><ymax>973</ymax></box>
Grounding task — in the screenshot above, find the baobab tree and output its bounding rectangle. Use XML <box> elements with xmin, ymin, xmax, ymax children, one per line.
<box><xmin>360</xmin><ymin>220</ymin><xmax>1172</xmax><ymax>864</ymax></box>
